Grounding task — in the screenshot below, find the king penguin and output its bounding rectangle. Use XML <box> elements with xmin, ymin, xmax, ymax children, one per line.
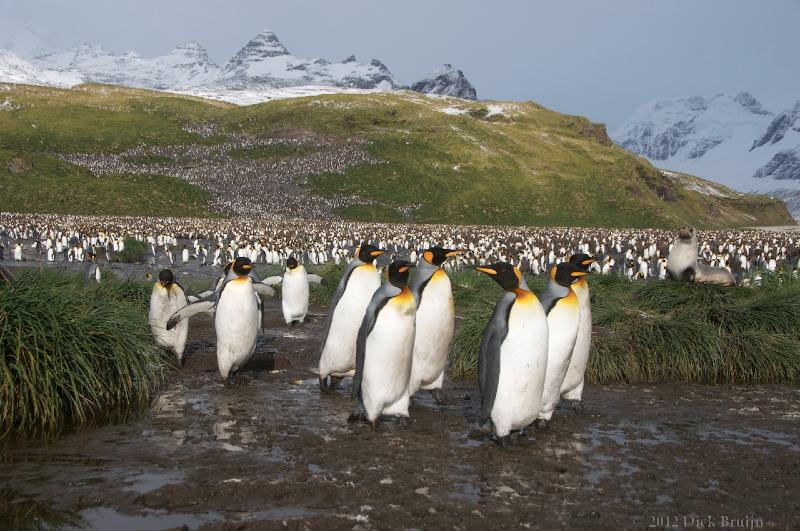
<box><xmin>261</xmin><ymin>256</ymin><xmax>324</xmax><ymax>326</ymax></box>
<box><xmin>407</xmin><ymin>247</ymin><xmax>462</xmax><ymax>404</ymax></box>
<box><xmin>349</xmin><ymin>260</ymin><xmax>416</xmax><ymax>426</ymax></box>
<box><xmin>471</xmin><ymin>262</ymin><xmax>549</xmax><ymax>446</ymax></box>
<box><xmin>318</xmin><ymin>243</ymin><xmax>385</xmax><ymax>392</ymax></box>
<box><xmin>535</xmin><ymin>262</ymin><xmax>588</xmax><ymax>430</ymax></box>
<box><xmin>167</xmin><ymin>257</ymin><xmax>275</xmax><ymax>381</ymax></box>
<box><xmin>149</xmin><ymin>269</ymin><xmax>189</xmax><ymax>367</ymax></box>
<box><xmin>559</xmin><ymin>254</ymin><xmax>596</xmax><ymax>413</ymax></box>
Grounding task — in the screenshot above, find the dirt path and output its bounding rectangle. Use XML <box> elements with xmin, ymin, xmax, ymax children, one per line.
<box><xmin>2</xmin><ymin>299</ymin><xmax>799</xmax><ymax>530</ymax></box>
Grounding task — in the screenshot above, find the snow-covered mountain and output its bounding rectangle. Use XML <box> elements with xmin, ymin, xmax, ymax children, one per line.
<box><xmin>0</xmin><ymin>26</ymin><xmax>475</xmax><ymax>101</ymax></box>
<box><xmin>0</xmin><ymin>49</ymin><xmax>82</xmax><ymax>87</ymax></box>
<box><xmin>410</xmin><ymin>64</ymin><xmax>476</xmax><ymax>100</ymax></box>
<box><xmin>613</xmin><ymin>92</ymin><xmax>800</xmax><ymax>218</ymax></box>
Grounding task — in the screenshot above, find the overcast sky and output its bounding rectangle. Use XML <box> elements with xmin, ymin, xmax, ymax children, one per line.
<box><xmin>2</xmin><ymin>0</ymin><xmax>798</xmax><ymax>129</ymax></box>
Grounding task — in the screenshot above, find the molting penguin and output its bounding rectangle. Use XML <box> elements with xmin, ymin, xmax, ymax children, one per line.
<box><xmin>148</xmin><ymin>269</ymin><xmax>189</xmax><ymax>366</ymax></box>
<box><xmin>167</xmin><ymin>257</ymin><xmax>275</xmax><ymax>381</ymax></box>
<box><xmin>666</xmin><ymin>226</ymin><xmax>735</xmax><ymax>286</ymax></box>
<box><xmin>559</xmin><ymin>254</ymin><xmax>596</xmax><ymax>413</ymax></box>
<box><xmin>349</xmin><ymin>261</ymin><xmax>416</xmax><ymax>426</ymax></box>
<box><xmin>262</xmin><ymin>256</ymin><xmax>324</xmax><ymax>325</ymax></box>
<box><xmin>407</xmin><ymin>247</ymin><xmax>462</xmax><ymax>404</ymax></box>
<box><xmin>471</xmin><ymin>262</ymin><xmax>549</xmax><ymax>446</ymax></box>
<box><xmin>318</xmin><ymin>243</ymin><xmax>385</xmax><ymax>392</ymax></box>
<box><xmin>535</xmin><ymin>262</ymin><xmax>588</xmax><ymax>430</ymax></box>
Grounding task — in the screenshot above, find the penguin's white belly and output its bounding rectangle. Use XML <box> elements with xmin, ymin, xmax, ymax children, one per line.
<box><xmin>362</xmin><ymin>305</ymin><xmax>416</xmax><ymax>420</ymax></box>
<box><xmin>282</xmin><ymin>272</ymin><xmax>310</xmax><ymax>323</ymax></box>
<box><xmin>561</xmin><ymin>287</ymin><xmax>591</xmax><ymax>400</ymax></box>
<box><xmin>216</xmin><ymin>280</ymin><xmax>259</xmax><ymax>378</ymax></box>
<box><xmin>539</xmin><ymin>301</ymin><xmax>580</xmax><ymax>420</ymax></box>
<box><xmin>149</xmin><ymin>286</ymin><xmax>188</xmax><ymax>358</ymax></box>
<box><xmin>409</xmin><ymin>275</ymin><xmax>454</xmax><ymax>394</ymax></box>
<box><xmin>320</xmin><ymin>267</ymin><xmax>379</xmax><ymax>377</ymax></box>
<box><xmin>491</xmin><ymin>301</ymin><xmax>548</xmax><ymax>437</ymax></box>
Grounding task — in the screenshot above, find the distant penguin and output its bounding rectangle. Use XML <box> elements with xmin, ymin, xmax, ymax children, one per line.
<box><xmin>82</xmin><ymin>252</ymin><xmax>101</xmax><ymax>284</ymax></box>
<box><xmin>471</xmin><ymin>262</ymin><xmax>549</xmax><ymax>446</ymax></box>
<box><xmin>407</xmin><ymin>247</ymin><xmax>462</xmax><ymax>404</ymax></box>
<box><xmin>318</xmin><ymin>243</ymin><xmax>385</xmax><ymax>392</ymax></box>
<box><xmin>149</xmin><ymin>269</ymin><xmax>189</xmax><ymax>366</ymax></box>
<box><xmin>261</xmin><ymin>256</ymin><xmax>324</xmax><ymax>325</ymax></box>
<box><xmin>349</xmin><ymin>261</ymin><xmax>416</xmax><ymax>425</ymax></box>
<box><xmin>535</xmin><ymin>262</ymin><xmax>588</xmax><ymax>430</ymax></box>
<box><xmin>667</xmin><ymin>226</ymin><xmax>735</xmax><ymax>286</ymax></box>
<box><xmin>559</xmin><ymin>254</ymin><xmax>596</xmax><ymax>413</ymax></box>
<box><xmin>168</xmin><ymin>257</ymin><xmax>275</xmax><ymax>381</ymax></box>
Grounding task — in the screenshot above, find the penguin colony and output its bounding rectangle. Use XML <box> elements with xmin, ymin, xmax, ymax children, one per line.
<box><xmin>3</xmin><ymin>213</ymin><xmax>798</xmax><ymax>284</ymax></box>
<box><xmin>3</xmin><ymin>214</ymin><xmax>799</xmax><ymax>445</ymax></box>
<box><xmin>146</xmin><ymin>240</ymin><xmax>600</xmax><ymax>446</ymax></box>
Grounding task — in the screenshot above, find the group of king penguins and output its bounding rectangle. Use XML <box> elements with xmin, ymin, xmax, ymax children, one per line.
<box><xmin>145</xmin><ymin>240</ymin><xmax>597</xmax><ymax>446</ymax></box>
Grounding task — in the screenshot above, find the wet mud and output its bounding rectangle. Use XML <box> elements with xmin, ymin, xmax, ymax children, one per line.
<box><xmin>1</xmin><ymin>299</ymin><xmax>799</xmax><ymax>529</ymax></box>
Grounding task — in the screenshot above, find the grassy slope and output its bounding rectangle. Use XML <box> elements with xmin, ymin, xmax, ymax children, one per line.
<box><xmin>0</xmin><ymin>83</ymin><xmax>793</xmax><ymax>227</ymax></box>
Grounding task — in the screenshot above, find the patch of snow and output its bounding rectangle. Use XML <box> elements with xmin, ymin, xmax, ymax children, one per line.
<box><xmin>440</xmin><ymin>106</ymin><xmax>467</xmax><ymax>115</ymax></box>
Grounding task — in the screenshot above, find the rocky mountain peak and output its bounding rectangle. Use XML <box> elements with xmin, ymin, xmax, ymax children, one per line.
<box><xmin>410</xmin><ymin>64</ymin><xmax>477</xmax><ymax>100</ymax></box>
<box><xmin>734</xmin><ymin>91</ymin><xmax>771</xmax><ymax>116</ymax></box>
<box><xmin>751</xmin><ymin>99</ymin><xmax>800</xmax><ymax>151</ymax></box>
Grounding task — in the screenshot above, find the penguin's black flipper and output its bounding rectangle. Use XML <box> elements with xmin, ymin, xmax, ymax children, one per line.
<box><xmin>351</xmin><ymin>288</ymin><xmax>393</xmax><ymax>400</ymax></box>
<box><xmin>253</xmin><ymin>283</ymin><xmax>276</xmax><ymax>298</ymax></box>
<box><xmin>478</xmin><ymin>294</ymin><xmax>513</xmax><ymax>424</ymax></box>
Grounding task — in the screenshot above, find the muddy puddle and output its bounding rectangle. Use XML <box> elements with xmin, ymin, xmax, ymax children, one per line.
<box><xmin>1</xmin><ymin>299</ymin><xmax>799</xmax><ymax>529</ymax></box>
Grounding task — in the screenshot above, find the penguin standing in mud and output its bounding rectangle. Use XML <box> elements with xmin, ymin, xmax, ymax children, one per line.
<box><xmin>559</xmin><ymin>254</ymin><xmax>596</xmax><ymax>413</ymax></box>
<box><xmin>349</xmin><ymin>261</ymin><xmax>416</xmax><ymax>426</ymax></box>
<box><xmin>667</xmin><ymin>226</ymin><xmax>735</xmax><ymax>286</ymax></box>
<box><xmin>261</xmin><ymin>256</ymin><xmax>324</xmax><ymax>326</ymax></box>
<box><xmin>318</xmin><ymin>243</ymin><xmax>385</xmax><ymax>392</ymax></box>
<box><xmin>167</xmin><ymin>257</ymin><xmax>275</xmax><ymax>381</ymax></box>
<box><xmin>535</xmin><ymin>262</ymin><xmax>589</xmax><ymax>430</ymax></box>
<box><xmin>149</xmin><ymin>269</ymin><xmax>189</xmax><ymax>367</ymax></box>
<box><xmin>407</xmin><ymin>247</ymin><xmax>462</xmax><ymax>404</ymax></box>
<box><xmin>471</xmin><ymin>262</ymin><xmax>549</xmax><ymax>446</ymax></box>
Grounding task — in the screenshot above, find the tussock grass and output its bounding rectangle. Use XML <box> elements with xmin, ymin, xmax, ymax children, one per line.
<box><xmin>115</xmin><ymin>237</ymin><xmax>149</xmax><ymax>264</ymax></box>
<box><xmin>0</xmin><ymin>269</ymin><xmax>167</xmax><ymax>436</ymax></box>
<box><xmin>449</xmin><ymin>271</ymin><xmax>800</xmax><ymax>384</ymax></box>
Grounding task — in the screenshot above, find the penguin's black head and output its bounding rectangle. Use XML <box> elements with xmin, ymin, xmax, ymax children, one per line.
<box><xmin>423</xmin><ymin>247</ymin><xmax>463</xmax><ymax>267</ymax></box>
<box><xmin>357</xmin><ymin>243</ymin><xmax>385</xmax><ymax>263</ymax></box>
<box><xmin>158</xmin><ymin>269</ymin><xmax>174</xmax><ymax>287</ymax></box>
<box><xmin>232</xmin><ymin>257</ymin><xmax>253</xmax><ymax>277</ymax></box>
<box><xmin>476</xmin><ymin>262</ymin><xmax>521</xmax><ymax>292</ymax></box>
<box><xmin>286</xmin><ymin>256</ymin><xmax>299</xmax><ymax>270</ymax></box>
<box><xmin>551</xmin><ymin>262</ymin><xmax>588</xmax><ymax>287</ymax></box>
<box><xmin>387</xmin><ymin>260</ymin><xmax>414</xmax><ymax>288</ymax></box>
<box><xmin>224</xmin><ymin>261</ymin><xmax>233</xmax><ymax>275</ymax></box>
<box><xmin>569</xmin><ymin>253</ymin><xmax>596</xmax><ymax>272</ymax></box>
<box><xmin>678</xmin><ymin>226</ymin><xmax>695</xmax><ymax>241</ymax></box>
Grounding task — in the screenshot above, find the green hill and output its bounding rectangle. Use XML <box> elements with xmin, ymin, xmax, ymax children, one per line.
<box><xmin>0</xmin><ymin>83</ymin><xmax>793</xmax><ymax>228</ymax></box>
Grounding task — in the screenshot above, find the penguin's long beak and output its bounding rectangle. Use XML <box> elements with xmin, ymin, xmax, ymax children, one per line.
<box><xmin>571</xmin><ymin>271</ymin><xmax>589</xmax><ymax>277</ymax></box>
<box><xmin>242</xmin><ymin>264</ymin><xmax>252</xmax><ymax>270</ymax></box>
<box><xmin>446</xmin><ymin>249</ymin><xmax>464</xmax><ymax>257</ymax></box>
<box><xmin>371</xmin><ymin>250</ymin><xmax>385</xmax><ymax>257</ymax></box>
<box><xmin>475</xmin><ymin>266</ymin><xmax>497</xmax><ymax>275</ymax></box>
<box><xmin>582</xmin><ymin>258</ymin><xmax>596</xmax><ymax>266</ymax></box>
<box><xmin>399</xmin><ymin>266</ymin><xmax>411</xmax><ymax>273</ymax></box>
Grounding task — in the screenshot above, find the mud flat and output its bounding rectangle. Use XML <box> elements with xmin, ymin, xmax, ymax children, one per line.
<box><xmin>1</xmin><ymin>299</ymin><xmax>799</xmax><ymax>530</ymax></box>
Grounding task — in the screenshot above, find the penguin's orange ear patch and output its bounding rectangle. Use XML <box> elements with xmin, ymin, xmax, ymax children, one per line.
<box><xmin>423</xmin><ymin>251</ymin><xmax>434</xmax><ymax>264</ymax></box>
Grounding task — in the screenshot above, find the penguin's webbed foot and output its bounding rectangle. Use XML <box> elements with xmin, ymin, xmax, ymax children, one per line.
<box><xmin>347</xmin><ymin>411</ymin><xmax>365</xmax><ymax>424</ymax></box>
<box><xmin>496</xmin><ymin>435</ymin><xmax>515</xmax><ymax>448</ymax></box>
<box><xmin>328</xmin><ymin>376</ymin><xmax>342</xmax><ymax>391</ymax></box>
<box><xmin>387</xmin><ymin>415</ymin><xmax>408</xmax><ymax>427</ymax></box>
<box><xmin>468</xmin><ymin>420</ymin><xmax>493</xmax><ymax>440</ymax></box>
<box><xmin>533</xmin><ymin>418</ymin><xmax>550</xmax><ymax>431</ymax></box>
<box><xmin>431</xmin><ymin>389</ymin><xmax>447</xmax><ymax>405</ymax></box>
